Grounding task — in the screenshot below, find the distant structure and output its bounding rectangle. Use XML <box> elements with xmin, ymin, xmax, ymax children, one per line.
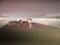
<box><xmin>28</xmin><ymin>18</ymin><xmax>32</xmax><ymax>29</ymax></box>
<box><xmin>19</xmin><ymin>19</ymin><xmax>22</xmax><ymax>24</ymax></box>
<box><xmin>22</xmin><ymin>20</ymin><xmax>29</xmax><ymax>30</ymax></box>
<box><xmin>19</xmin><ymin>18</ymin><xmax>32</xmax><ymax>30</ymax></box>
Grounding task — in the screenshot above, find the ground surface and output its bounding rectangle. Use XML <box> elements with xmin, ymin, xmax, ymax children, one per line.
<box><xmin>0</xmin><ymin>21</ymin><xmax>60</xmax><ymax>45</ymax></box>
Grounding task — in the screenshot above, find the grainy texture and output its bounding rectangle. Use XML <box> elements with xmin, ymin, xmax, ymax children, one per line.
<box><xmin>0</xmin><ymin>21</ymin><xmax>60</xmax><ymax>45</ymax></box>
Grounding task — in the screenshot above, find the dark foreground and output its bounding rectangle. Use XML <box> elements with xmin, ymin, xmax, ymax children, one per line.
<box><xmin>0</xmin><ymin>21</ymin><xmax>60</xmax><ymax>45</ymax></box>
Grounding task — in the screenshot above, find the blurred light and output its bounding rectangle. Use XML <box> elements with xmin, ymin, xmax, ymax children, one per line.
<box><xmin>0</xmin><ymin>18</ymin><xmax>10</xmax><ymax>20</ymax></box>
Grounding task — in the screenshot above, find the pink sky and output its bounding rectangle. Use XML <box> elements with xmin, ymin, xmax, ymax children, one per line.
<box><xmin>0</xmin><ymin>0</ymin><xmax>60</xmax><ymax>18</ymax></box>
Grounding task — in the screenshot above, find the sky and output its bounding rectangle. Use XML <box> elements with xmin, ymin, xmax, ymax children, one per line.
<box><xmin>0</xmin><ymin>0</ymin><xmax>60</xmax><ymax>18</ymax></box>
